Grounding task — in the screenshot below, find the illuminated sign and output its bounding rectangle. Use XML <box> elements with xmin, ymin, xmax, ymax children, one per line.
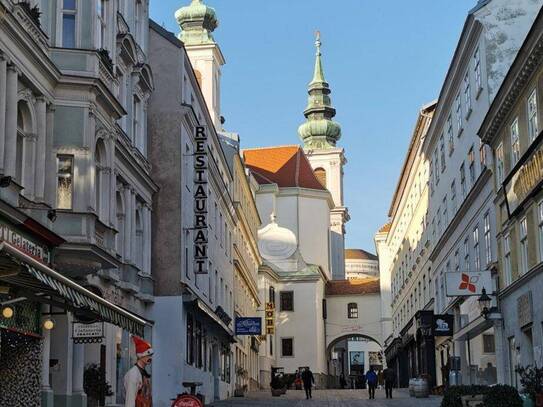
<box><xmin>265</xmin><ymin>302</ymin><xmax>275</xmax><ymax>335</ymax></box>
<box><xmin>445</xmin><ymin>271</ymin><xmax>492</xmax><ymax>297</ymax></box>
<box><xmin>194</xmin><ymin>126</ymin><xmax>208</xmax><ymax>274</ymax></box>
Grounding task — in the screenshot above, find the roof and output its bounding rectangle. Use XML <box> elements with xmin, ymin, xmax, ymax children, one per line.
<box><xmin>149</xmin><ymin>19</ymin><xmax>184</xmax><ymax>49</ymax></box>
<box><xmin>345</xmin><ymin>249</ymin><xmax>378</xmax><ymax>261</ymax></box>
<box><xmin>242</xmin><ymin>145</ymin><xmax>326</xmax><ymax>190</ymax></box>
<box><xmin>378</xmin><ymin>222</ymin><xmax>392</xmax><ymax>233</ymax></box>
<box><xmin>325</xmin><ymin>278</ymin><xmax>380</xmax><ymax>296</ymax></box>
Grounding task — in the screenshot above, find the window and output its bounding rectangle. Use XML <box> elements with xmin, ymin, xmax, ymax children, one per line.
<box><xmin>96</xmin><ymin>0</ymin><xmax>106</xmax><ymax>49</ymax></box>
<box><xmin>314</xmin><ymin>168</ymin><xmax>326</xmax><ymax>188</ymax></box>
<box><xmin>484</xmin><ymin>213</ymin><xmax>492</xmax><ymax>265</ymax></box>
<box><xmin>473</xmin><ymin>227</ymin><xmax>480</xmax><ymax>272</ymax></box>
<box><xmin>529</xmin><ymin>89</ymin><xmax>539</xmax><ymax>142</ymax></box>
<box><xmin>279</xmin><ymin>291</ymin><xmax>293</xmax><ymax>311</ymax></box>
<box><xmin>451</xmin><ymin>181</ymin><xmax>457</xmax><ymax>213</ymax></box>
<box><xmin>474</xmin><ymin>47</ymin><xmax>482</xmax><ymax>93</ymax></box>
<box><xmin>447</xmin><ymin>115</ymin><xmax>454</xmax><ymax>155</ymax></box>
<box><xmin>348</xmin><ymin>303</ymin><xmax>358</xmax><ymax>319</ymax></box>
<box><xmin>443</xmin><ymin>196</ymin><xmax>448</xmax><ymax>226</ymax></box>
<box><xmin>464</xmin><ymin>72</ymin><xmax>472</xmax><ymax>116</ymax></box>
<box><xmin>454</xmin><ymin>249</ymin><xmax>460</xmax><ymax>272</ymax></box>
<box><xmin>187</xmin><ymin>313</ymin><xmax>194</xmax><ymax>365</ymax></box>
<box><xmin>460</xmin><ymin>163</ymin><xmax>467</xmax><ymax>199</ymax></box>
<box><xmin>62</xmin><ymin>0</ymin><xmax>77</xmax><ymax>48</ymax></box>
<box><xmin>496</xmin><ymin>143</ymin><xmax>504</xmax><ymax>185</ymax></box>
<box><xmin>437</xmin><ymin>209</ymin><xmax>442</xmax><ymax>235</ymax></box>
<box><xmin>468</xmin><ymin>146</ymin><xmax>476</xmax><ymax>184</ymax></box>
<box><xmin>511</xmin><ymin>118</ymin><xmax>520</xmax><ymax>164</ymax></box>
<box><xmin>133</xmin><ymin>96</ymin><xmax>142</xmax><ymax>149</ymax></box>
<box><xmin>434</xmin><ymin>150</ymin><xmax>440</xmax><ymax>184</ymax></box>
<box><xmin>483</xmin><ymin>334</ymin><xmax>496</xmax><ymax>354</ymax></box>
<box><xmin>281</xmin><ymin>338</ymin><xmax>293</xmax><ymax>357</ymax></box>
<box><xmin>479</xmin><ymin>140</ymin><xmax>487</xmax><ymax>168</ymax></box>
<box><xmin>520</xmin><ymin>217</ymin><xmax>529</xmax><ymax>275</ymax></box>
<box><xmin>455</xmin><ymin>94</ymin><xmax>463</xmax><ymax>135</ymax></box>
<box><xmin>57</xmin><ymin>155</ymin><xmax>74</xmax><ymax>209</ymax></box>
<box><xmin>464</xmin><ymin>237</ymin><xmax>470</xmax><ymax>271</ymax></box>
<box><xmin>539</xmin><ymin>202</ymin><xmax>543</xmax><ymax>262</ymax></box>
<box><xmin>503</xmin><ymin>233</ymin><xmax>512</xmax><ymax>286</ymax></box>
<box><xmin>196</xmin><ymin>320</ymin><xmax>203</xmax><ymax>368</ymax></box>
<box><xmin>440</xmin><ymin>134</ymin><xmax>446</xmax><ymax>172</ymax></box>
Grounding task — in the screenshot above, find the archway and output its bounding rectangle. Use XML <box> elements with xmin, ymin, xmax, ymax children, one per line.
<box><xmin>326</xmin><ymin>333</ymin><xmax>383</xmax><ymax>389</ymax></box>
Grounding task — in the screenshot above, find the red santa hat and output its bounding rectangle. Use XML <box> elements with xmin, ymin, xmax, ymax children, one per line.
<box><xmin>133</xmin><ymin>336</ymin><xmax>153</xmax><ymax>358</ymax></box>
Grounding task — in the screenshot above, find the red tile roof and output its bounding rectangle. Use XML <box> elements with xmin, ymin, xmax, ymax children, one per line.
<box><xmin>243</xmin><ymin>146</ymin><xmax>326</xmax><ymax>191</ymax></box>
<box><xmin>345</xmin><ymin>249</ymin><xmax>378</xmax><ymax>261</ymax></box>
<box><xmin>325</xmin><ymin>278</ymin><xmax>380</xmax><ymax>296</ymax></box>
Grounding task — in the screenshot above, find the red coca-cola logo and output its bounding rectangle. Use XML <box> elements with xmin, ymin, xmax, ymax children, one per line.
<box><xmin>172</xmin><ymin>395</ymin><xmax>203</xmax><ymax>407</ymax></box>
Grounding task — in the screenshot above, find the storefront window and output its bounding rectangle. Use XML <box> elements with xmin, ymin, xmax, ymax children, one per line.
<box><xmin>465</xmin><ymin>328</ymin><xmax>497</xmax><ymax>385</ymax></box>
<box><xmin>187</xmin><ymin>313</ymin><xmax>194</xmax><ymax>365</ymax></box>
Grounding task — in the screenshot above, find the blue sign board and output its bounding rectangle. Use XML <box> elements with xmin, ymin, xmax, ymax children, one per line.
<box><xmin>235</xmin><ymin>317</ymin><xmax>262</xmax><ymax>335</ymax></box>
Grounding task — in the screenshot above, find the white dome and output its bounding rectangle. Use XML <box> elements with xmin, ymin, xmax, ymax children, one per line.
<box><xmin>258</xmin><ymin>219</ymin><xmax>297</xmax><ymax>261</ymax></box>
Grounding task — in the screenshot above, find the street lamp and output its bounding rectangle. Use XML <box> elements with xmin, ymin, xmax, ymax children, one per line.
<box><xmin>478</xmin><ymin>288</ymin><xmax>492</xmax><ymax>319</ymax></box>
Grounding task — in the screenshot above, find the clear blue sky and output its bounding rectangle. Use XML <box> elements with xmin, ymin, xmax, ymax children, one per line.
<box><xmin>150</xmin><ymin>0</ymin><xmax>476</xmax><ymax>253</ymax></box>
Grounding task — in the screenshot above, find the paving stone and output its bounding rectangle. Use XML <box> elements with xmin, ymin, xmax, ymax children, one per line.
<box><xmin>211</xmin><ymin>389</ymin><xmax>442</xmax><ymax>407</ymax></box>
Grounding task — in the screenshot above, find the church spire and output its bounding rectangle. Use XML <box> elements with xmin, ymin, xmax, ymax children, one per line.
<box><xmin>298</xmin><ymin>32</ymin><xmax>341</xmax><ymax>150</ymax></box>
<box><xmin>175</xmin><ymin>0</ymin><xmax>219</xmax><ymax>46</ymax></box>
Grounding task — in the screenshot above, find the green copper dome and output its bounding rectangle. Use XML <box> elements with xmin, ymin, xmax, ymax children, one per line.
<box><xmin>298</xmin><ymin>32</ymin><xmax>341</xmax><ymax>149</ymax></box>
<box><xmin>175</xmin><ymin>0</ymin><xmax>218</xmax><ymax>46</ymax></box>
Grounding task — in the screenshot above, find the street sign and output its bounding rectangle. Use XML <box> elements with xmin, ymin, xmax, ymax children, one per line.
<box><xmin>235</xmin><ymin>317</ymin><xmax>262</xmax><ymax>335</ymax></box>
<box><xmin>445</xmin><ymin>271</ymin><xmax>492</xmax><ymax>297</ymax></box>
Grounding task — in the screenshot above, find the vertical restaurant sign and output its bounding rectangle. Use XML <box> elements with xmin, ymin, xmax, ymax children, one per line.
<box><xmin>194</xmin><ymin>126</ymin><xmax>208</xmax><ymax>274</ymax></box>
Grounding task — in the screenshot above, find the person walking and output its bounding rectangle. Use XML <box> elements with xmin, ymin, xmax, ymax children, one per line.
<box><xmin>366</xmin><ymin>367</ymin><xmax>378</xmax><ymax>400</ymax></box>
<box><xmin>124</xmin><ymin>336</ymin><xmax>153</xmax><ymax>407</ymax></box>
<box><xmin>383</xmin><ymin>366</ymin><xmax>395</xmax><ymax>399</ymax></box>
<box><xmin>301</xmin><ymin>367</ymin><xmax>315</xmax><ymax>399</ymax></box>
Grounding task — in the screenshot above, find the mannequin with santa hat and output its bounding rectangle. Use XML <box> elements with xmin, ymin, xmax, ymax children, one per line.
<box><xmin>124</xmin><ymin>336</ymin><xmax>153</xmax><ymax>407</ymax></box>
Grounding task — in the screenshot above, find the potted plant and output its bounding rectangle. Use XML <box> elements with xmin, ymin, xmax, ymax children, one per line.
<box><xmin>516</xmin><ymin>366</ymin><xmax>543</xmax><ymax>406</ymax></box>
<box><xmin>83</xmin><ymin>363</ymin><xmax>113</xmax><ymax>407</ymax></box>
<box><xmin>234</xmin><ymin>366</ymin><xmax>249</xmax><ymax>397</ymax></box>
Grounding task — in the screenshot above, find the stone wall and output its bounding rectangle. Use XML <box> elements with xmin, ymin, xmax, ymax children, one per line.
<box><xmin>0</xmin><ymin>329</ymin><xmax>42</xmax><ymax>407</ymax></box>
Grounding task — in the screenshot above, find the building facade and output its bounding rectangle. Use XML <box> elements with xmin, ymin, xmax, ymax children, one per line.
<box><xmin>345</xmin><ymin>249</ymin><xmax>379</xmax><ymax>280</ymax></box>
<box><xmin>479</xmin><ymin>6</ymin><xmax>543</xmax><ymax>388</ymax></box>
<box><xmin>375</xmin><ymin>102</ymin><xmax>436</xmax><ymax>388</ymax></box>
<box><xmin>0</xmin><ymin>0</ymin><xmax>155</xmax><ymax>406</ymax></box>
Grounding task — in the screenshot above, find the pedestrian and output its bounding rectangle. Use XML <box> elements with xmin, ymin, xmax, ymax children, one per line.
<box><xmin>301</xmin><ymin>367</ymin><xmax>315</xmax><ymax>399</ymax></box>
<box><xmin>365</xmin><ymin>367</ymin><xmax>378</xmax><ymax>400</ymax></box>
<box><xmin>124</xmin><ymin>336</ymin><xmax>153</xmax><ymax>407</ymax></box>
<box><xmin>339</xmin><ymin>373</ymin><xmax>347</xmax><ymax>389</ymax></box>
<box><xmin>383</xmin><ymin>366</ymin><xmax>395</xmax><ymax>399</ymax></box>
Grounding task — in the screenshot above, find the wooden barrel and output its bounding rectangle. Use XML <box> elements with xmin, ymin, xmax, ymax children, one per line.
<box><xmin>413</xmin><ymin>378</ymin><xmax>429</xmax><ymax>398</ymax></box>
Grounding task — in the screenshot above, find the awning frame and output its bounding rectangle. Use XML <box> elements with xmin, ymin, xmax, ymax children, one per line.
<box><xmin>0</xmin><ymin>242</ymin><xmax>150</xmax><ymax>336</ymax></box>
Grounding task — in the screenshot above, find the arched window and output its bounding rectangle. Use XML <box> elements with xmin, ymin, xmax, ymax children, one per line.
<box><xmin>16</xmin><ymin>101</ymin><xmax>34</xmax><ymax>190</ymax></box>
<box><xmin>115</xmin><ymin>190</ymin><xmax>125</xmax><ymax>258</ymax></box>
<box><xmin>95</xmin><ymin>139</ymin><xmax>107</xmax><ymax>219</ymax></box>
<box><xmin>348</xmin><ymin>302</ymin><xmax>358</xmax><ymax>319</ymax></box>
<box><xmin>194</xmin><ymin>69</ymin><xmax>203</xmax><ymax>89</ymax></box>
<box><xmin>314</xmin><ymin>167</ymin><xmax>326</xmax><ymax>188</ymax></box>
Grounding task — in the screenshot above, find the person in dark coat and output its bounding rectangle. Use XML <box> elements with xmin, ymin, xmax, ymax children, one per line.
<box><xmin>366</xmin><ymin>367</ymin><xmax>378</xmax><ymax>399</ymax></box>
<box><xmin>339</xmin><ymin>373</ymin><xmax>347</xmax><ymax>389</ymax></box>
<box><xmin>301</xmin><ymin>367</ymin><xmax>315</xmax><ymax>399</ymax></box>
<box><xmin>383</xmin><ymin>367</ymin><xmax>395</xmax><ymax>399</ymax></box>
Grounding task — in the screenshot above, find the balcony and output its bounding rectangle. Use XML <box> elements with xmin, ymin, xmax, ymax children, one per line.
<box><xmin>52</xmin><ymin>211</ymin><xmax>118</xmax><ymax>278</ymax></box>
<box><xmin>118</xmin><ymin>263</ymin><xmax>139</xmax><ymax>293</ymax></box>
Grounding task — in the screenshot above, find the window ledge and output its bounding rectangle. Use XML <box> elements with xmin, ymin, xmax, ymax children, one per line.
<box><xmin>475</xmin><ymin>87</ymin><xmax>483</xmax><ymax>100</ymax></box>
<box><xmin>465</xmin><ymin>108</ymin><xmax>473</xmax><ymax>120</ymax></box>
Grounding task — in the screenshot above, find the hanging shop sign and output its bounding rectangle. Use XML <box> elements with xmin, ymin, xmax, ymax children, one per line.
<box><xmin>265</xmin><ymin>302</ymin><xmax>275</xmax><ymax>335</ymax></box>
<box><xmin>235</xmin><ymin>317</ymin><xmax>262</xmax><ymax>335</ymax></box>
<box><xmin>0</xmin><ymin>223</ymin><xmax>50</xmax><ymax>264</ymax></box>
<box><xmin>445</xmin><ymin>271</ymin><xmax>492</xmax><ymax>297</ymax></box>
<box><xmin>433</xmin><ymin>314</ymin><xmax>454</xmax><ymax>337</ymax></box>
<box><xmin>504</xmin><ymin>135</ymin><xmax>543</xmax><ymax>217</ymax></box>
<box><xmin>72</xmin><ymin>321</ymin><xmax>104</xmax><ymax>344</ymax></box>
<box><xmin>193</xmin><ymin>126</ymin><xmax>208</xmax><ymax>275</ymax></box>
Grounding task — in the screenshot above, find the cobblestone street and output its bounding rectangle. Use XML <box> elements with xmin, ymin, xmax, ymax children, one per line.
<box><xmin>211</xmin><ymin>389</ymin><xmax>442</xmax><ymax>406</ymax></box>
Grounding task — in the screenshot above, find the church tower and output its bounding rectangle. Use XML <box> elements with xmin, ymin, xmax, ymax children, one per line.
<box><xmin>298</xmin><ymin>33</ymin><xmax>349</xmax><ymax>280</ymax></box>
<box><xmin>176</xmin><ymin>0</ymin><xmax>225</xmax><ymax>129</ymax></box>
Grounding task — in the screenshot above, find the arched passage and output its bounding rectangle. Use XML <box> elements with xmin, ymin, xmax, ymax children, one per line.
<box><xmin>327</xmin><ymin>333</ymin><xmax>384</xmax><ymax>389</ymax></box>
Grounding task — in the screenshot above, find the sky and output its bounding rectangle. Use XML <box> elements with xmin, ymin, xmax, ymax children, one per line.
<box><xmin>150</xmin><ymin>0</ymin><xmax>478</xmax><ymax>253</ymax></box>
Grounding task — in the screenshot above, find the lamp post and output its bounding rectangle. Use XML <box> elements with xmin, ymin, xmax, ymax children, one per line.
<box><xmin>478</xmin><ymin>288</ymin><xmax>492</xmax><ymax>319</ymax></box>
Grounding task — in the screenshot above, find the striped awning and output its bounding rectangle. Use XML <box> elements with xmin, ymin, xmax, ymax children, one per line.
<box><xmin>0</xmin><ymin>242</ymin><xmax>148</xmax><ymax>336</ymax></box>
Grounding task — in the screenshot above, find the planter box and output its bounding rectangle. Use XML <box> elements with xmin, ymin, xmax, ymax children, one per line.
<box><xmin>461</xmin><ymin>394</ymin><xmax>484</xmax><ymax>407</ymax></box>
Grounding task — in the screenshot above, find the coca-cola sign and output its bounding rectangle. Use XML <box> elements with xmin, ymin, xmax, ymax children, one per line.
<box><xmin>171</xmin><ymin>395</ymin><xmax>203</xmax><ymax>407</ymax></box>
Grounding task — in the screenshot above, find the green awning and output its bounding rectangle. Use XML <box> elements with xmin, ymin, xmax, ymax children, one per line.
<box><xmin>0</xmin><ymin>242</ymin><xmax>148</xmax><ymax>336</ymax></box>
